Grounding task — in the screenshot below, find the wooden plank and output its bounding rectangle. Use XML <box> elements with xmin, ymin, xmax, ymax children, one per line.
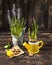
<box><xmin>0</xmin><ymin>37</ymin><xmax>12</xmax><ymax>42</ymax></box>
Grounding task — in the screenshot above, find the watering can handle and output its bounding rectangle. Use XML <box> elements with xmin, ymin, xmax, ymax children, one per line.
<box><xmin>39</xmin><ymin>41</ymin><xmax>44</xmax><ymax>49</ymax></box>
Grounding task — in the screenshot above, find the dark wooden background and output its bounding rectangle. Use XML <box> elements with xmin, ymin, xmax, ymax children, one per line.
<box><xmin>0</xmin><ymin>0</ymin><xmax>52</xmax><ymax>32</ymax></box>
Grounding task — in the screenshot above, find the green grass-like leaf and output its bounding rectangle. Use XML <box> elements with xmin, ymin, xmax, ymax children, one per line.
<box><xmin>28</xmin><ymin>20</ymin><xmax>39</xmax><ymax>41</ymax></box>
<box><xmin>10</xmin><ymin>17</ymin><xmax>25</xmax><ymax>37</ymax></box>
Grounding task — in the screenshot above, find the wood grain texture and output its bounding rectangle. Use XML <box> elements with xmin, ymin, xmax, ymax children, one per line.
<box><xmin>0</xmin><ymin>32</ymin><xmax>52</xmax><ymax>65</ymax></box>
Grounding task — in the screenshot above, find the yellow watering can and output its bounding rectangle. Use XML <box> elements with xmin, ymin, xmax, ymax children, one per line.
<box><xmin>23</xmin><ymin>41</ymin><xmax>44</xmax><ymax>55</ymax></box>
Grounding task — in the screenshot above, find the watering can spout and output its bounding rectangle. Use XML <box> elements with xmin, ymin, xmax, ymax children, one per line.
<box><xmin>23</xmin><ymin>42</ymin><xmax>30</xmax><ymax>50</ymax></box>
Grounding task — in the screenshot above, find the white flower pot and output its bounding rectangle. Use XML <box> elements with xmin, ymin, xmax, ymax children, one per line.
<box><xmin>12</xmin><ymin>35</ymin><xmax>17</xmax><ymax>46</ymax></box>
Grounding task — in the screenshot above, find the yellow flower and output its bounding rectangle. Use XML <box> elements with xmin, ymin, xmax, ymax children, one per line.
<box><xmin>6</xmin><ymin>49</ymin><xmax>14</xmax><ymax>58</ymax></box>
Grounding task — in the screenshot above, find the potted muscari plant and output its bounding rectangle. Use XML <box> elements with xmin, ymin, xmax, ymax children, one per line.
<box><xmin>28</xmin><ymin>20</ymin><xmax>39</xmax><ymax>42</ymax></box>
<box><xmin>10</xmin><ymin>17</ymin><xmax>25</xmax><ymax>46</ymax></box>
<box><xmin>23</xmin><ymin>20</ymin><xmax>44</xmax><ymax>56</ymax></box>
